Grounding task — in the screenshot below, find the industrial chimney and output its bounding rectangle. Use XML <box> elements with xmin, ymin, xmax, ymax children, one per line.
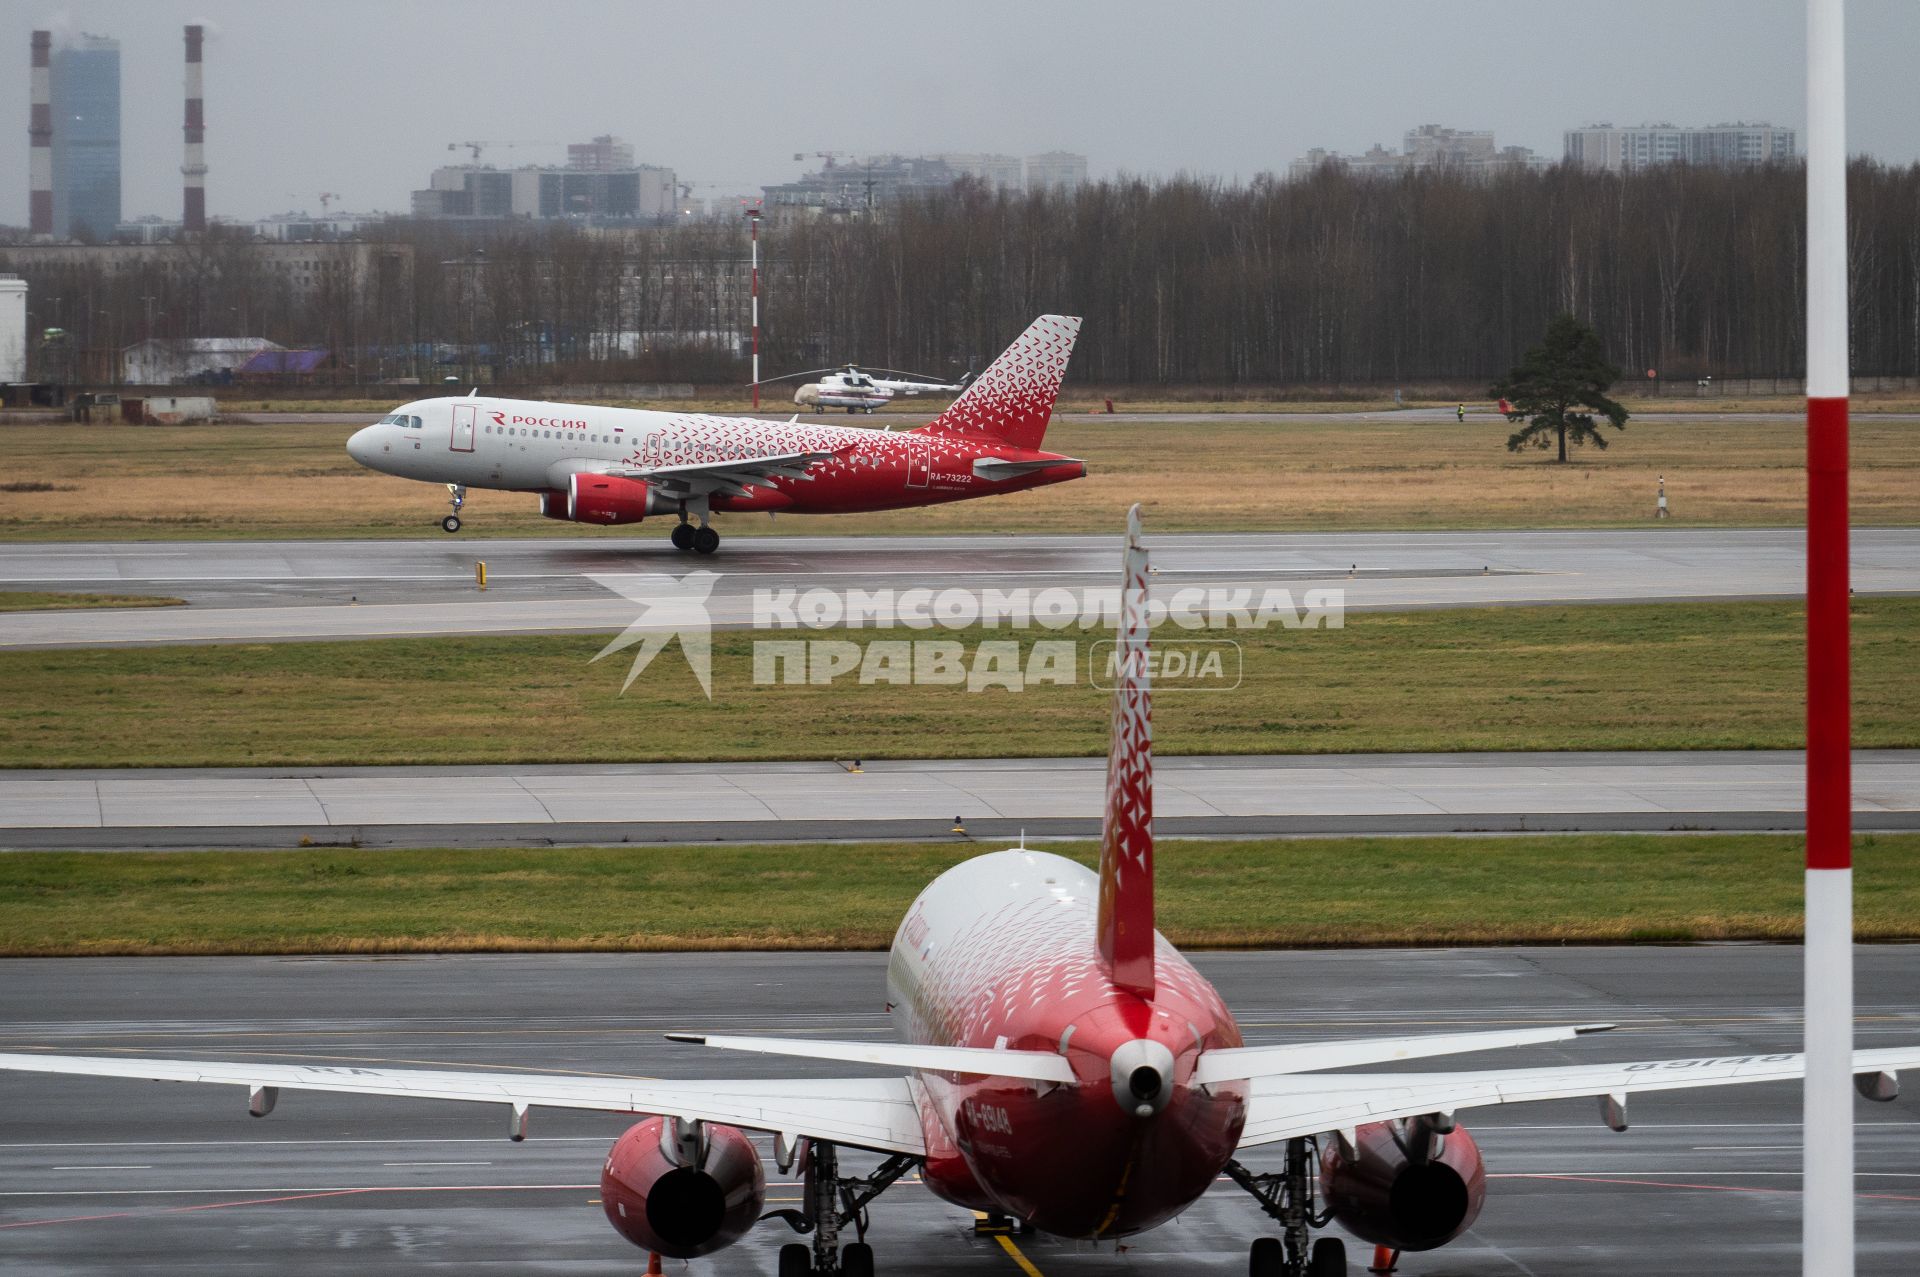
<box><xmin>182</xmin><ymin>24</ymin><xmax>206</xmax><ymax>232</ymax></box>
<box><xmin>29</xmin><ymin>31</ymin><xmax>52</xmax><ymax>235</ymax></box>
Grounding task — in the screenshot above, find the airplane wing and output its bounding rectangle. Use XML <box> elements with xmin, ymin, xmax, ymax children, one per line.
<box><xmin>606</xmin><ymin>449</ymin><xmax>846</xmax><ymax>499</ymax></box>
<box><xmin>1233</xmin><ymin>1045</ymin><xmax>1920</xmax><ymax>1148</ymax></box>
<box><xmin>0</xmin><ymin>1052</ymin><xmax>925</xmax><ymax>1157</ymax></box>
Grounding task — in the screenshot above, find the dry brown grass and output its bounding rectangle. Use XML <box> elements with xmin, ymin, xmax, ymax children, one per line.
<box><xmin>2</xmin><ymin>415</ymin><xmax>1916</xmax><ymax>540</ymax></box>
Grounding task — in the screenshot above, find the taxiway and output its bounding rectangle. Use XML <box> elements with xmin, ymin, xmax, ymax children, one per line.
<box><xmin>1</xmin><ymin>946</ymin><xmax>1915</xmax><ymax>1274</ymax></box>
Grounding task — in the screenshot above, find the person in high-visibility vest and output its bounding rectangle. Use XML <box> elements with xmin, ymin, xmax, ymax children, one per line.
<box><xmin>1456</xmin><ymin>403</ymin><xmax>1466</xmax><ymax>422</ymax></box>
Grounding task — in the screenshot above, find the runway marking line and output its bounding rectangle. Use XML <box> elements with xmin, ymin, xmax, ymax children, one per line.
<box><xmin>0</xmin><ymin>1183</ymin><xmax>597</xmax><ymax>1230</ymax></box>
<box><xmin>1492</xmin><ymin>1173</ymin><xmax>1920</xmax><ymax>1203</ymax></box>
<box><xmin>995</xmin><ymin>1233</ymin><xmax>1046</xmax><ymax>1276</ymax></box>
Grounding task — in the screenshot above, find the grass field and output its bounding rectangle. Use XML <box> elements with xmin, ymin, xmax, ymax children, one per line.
<box><xmin>0</xmin><ymin>592</ymin><xmax>185</xmax><ymax>613</ymax></box>
<box><xmin>0</xmin><ymin>834</ymin><xmax>1912</xmax><ymax>956</ymax></box>
<box><xmin>1</xmin><ymin>599</ymin><xmax>1913</xmax><ymax>768</ymax></box>
<box><xmin>3</xmin><ymin>415</ymin><xmax>1917</xmax><ymax>540</ymax></box>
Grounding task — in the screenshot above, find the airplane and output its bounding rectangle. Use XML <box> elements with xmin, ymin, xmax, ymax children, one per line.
<box><xmin>766</xmin><ymin>364</ymin><xmax>973</xmax><ymax>414</ymax></box>
<box><xmin>2</xmin><ymin>507</ymin><xmax>1914</xmax><ymax>1277</ymax></box>
<box><xmin>344</xmin><ymin>317</ymin><xmax>1080</xmax><ymax>554</ymax></box>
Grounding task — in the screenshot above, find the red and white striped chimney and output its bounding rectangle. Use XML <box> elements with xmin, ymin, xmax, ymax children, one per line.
<box><xmin>29</xmin><ymin>30</ymin><xmax>53</xmax><ymax>236</ymax></box>
<box><xmin>182</xmin><ymin>24</ymin><xmax>207</xmax><ymax>233</ymax></box>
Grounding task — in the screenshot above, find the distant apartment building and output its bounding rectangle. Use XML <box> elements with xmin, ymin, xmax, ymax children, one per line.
<box><xmin>765</xmin><ymin>151</ymin><xmax>1089</xmax><ymax>215</ymax></box>
<box><xmin>411</xmin><ymin>137</ymin><xmax>677</xmax><ymax>222</ymax></box>
<box><xmin>1289</xmin><ymin>125</ymin><xmax>1545</xmax><ymax>181</ymax></box>
<box><xmin>938</xmin><ymin>153</ymin><xmax>1025</xmax><ymax>192</ymax></box>
<box><xmin>1564</xmin><ymin>123</ymin><xmax>1796</xmax><ymax>172</ymax></box>
<box><xmin>1024</xmin><ymin>151</ymin><xmax>1089</xmax><ymax>192</ymax></box>
<box><xmin>50</xmin><ymin>34</ymin><xmax>122</xmax><ymax>240</ymax></box>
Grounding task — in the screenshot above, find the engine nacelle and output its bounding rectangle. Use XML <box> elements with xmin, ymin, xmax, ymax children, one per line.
<box><xmin>1319</xmin><ymin>1117</ymin><xmax>1486</xmax><ymax>1252</ymax></box>
<box><xmin>540</xmin><ymin>473</ymin><xmax>670</xmax><ymax>525</ymax></box>
<box><xmin>600</xmin><ymin>1116</ymin><xmax>765</xmax><ymax>1258</ymax></box>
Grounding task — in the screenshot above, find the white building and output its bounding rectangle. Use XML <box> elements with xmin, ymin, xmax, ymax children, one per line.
<box><xmin>1564</xmin><ymin>123</ymin><xmax>1797</xmax><ymax>172</ymax></box>
<box><xmin>1025</xmin><ymin>151</ymin><xmax>1088</xmax><ymax>192</ymax></box>
<box><xmin>0</xmin><ymin>275</ymin><xmax>26</xmax><ymax>384</ymax></box>
<box><xmin>1289</xmin><ymin>126</ymin><xmax>1546</xmax><ymax>181</ymax></box>
<box><xmin>938</xmin><ymin>153</ymin><xmax>1025</xmax><ymax>192</ymax></box>
<box><xmin>120</xmin><ymin>337</ymin><xmax>283</xmax><ymax>385</ymax></box>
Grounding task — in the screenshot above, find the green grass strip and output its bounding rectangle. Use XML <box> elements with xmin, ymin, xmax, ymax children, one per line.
<box><xmin>0</xmin><ymin>834</ymin><xmax>1915</xmax><ymax>956</ymax></box>
<box><xmin>1</xmin><ymin>599</ymin><xmax>1915</xmax><ymax>767</ymax></box>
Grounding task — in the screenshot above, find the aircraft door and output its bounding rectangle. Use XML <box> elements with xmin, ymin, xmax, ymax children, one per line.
<box><xmin>450</xmin><ymin>403</ymin><xmax>476</xmax><ymax>453</ymax></box>
<box><xmin>905</xmin><ymin>436</ymin><xmax>930</xmax><ymax>489</ymax></box>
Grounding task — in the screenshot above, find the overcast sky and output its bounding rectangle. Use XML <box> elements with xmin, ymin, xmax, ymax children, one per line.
<box><xmin>5</xmin><ymin>0</ymin><xmax>1916</xmax><ymax>223</ymax></box>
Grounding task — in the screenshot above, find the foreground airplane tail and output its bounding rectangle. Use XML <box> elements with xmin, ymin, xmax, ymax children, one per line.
<box><xmin>918</xmin><ymin>314</ymin><xmax>1080</xmax><ymax>451</ymax></box>
<box><xmin>1096</xmin><ymin>504</ymin><xmax>1155</xmax><ymax>997</ymax></box>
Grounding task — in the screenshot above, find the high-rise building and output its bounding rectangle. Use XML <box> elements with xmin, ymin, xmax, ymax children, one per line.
<box><xmin>1563</xmin><ymin>123</ymin><xmax>1796</xmax><ymax>172</ymax></box>
<box><xmin>49</xmin><ymin>33</ymin><xmax>121</xmax><ymax>241</ymax></box>
<box><xmin>412</xmin><ymin>137</ymin><xmax>676</xmax><ymax>222</ymax></box>
<box><xmin>1288</xmin><ymin>125</ymin><xmax>1545</xmax><ymax>181</ymax></box>
<box><xmin>1025</xmin><ymin>151</ymin><xmax>1088</xmax><ymax>192</ymax></box>
<box><xmin>938</xmin><ymin>153</ymin><xmax>1024</xmax><ymax>192</ymax></box>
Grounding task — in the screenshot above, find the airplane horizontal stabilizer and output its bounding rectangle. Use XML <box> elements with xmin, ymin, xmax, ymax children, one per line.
<box><xmin>1192</xmin><ymin>1024</ymin><xmax>1614</xmax><ymax>1084</ymax></box>
<box><xmin>666</xmin><ymin>1033</ymin><xmax>1076</xmax><ymax>1083</ymax></box>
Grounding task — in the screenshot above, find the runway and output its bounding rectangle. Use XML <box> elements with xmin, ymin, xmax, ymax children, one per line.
<box><xmin>1</xmin><ymin>750</ymin><xmax>1916</xmax><ymax>849</ymax></box>
<box><xmin>1</xmin><ymin>527</ymin><xmax>1916</xmax><ymax>649</ymax></box>
<box><xmin>0</xmin><ymin>946</ymin><xmax>1915</xmax><ymax>1274</ymax></box>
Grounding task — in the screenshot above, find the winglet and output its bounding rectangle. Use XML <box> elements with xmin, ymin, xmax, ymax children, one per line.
<box><xmin>1096</xmin><ymin>504</ymin><xmax>1154</xmax><ymax>998</ymax></box>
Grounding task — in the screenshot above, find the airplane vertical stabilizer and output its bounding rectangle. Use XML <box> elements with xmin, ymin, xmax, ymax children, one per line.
<box><xmin>917</xmin><ymin>314</ymin><xmax>1081</xmax><ymax>451</ymax></box>
<box><xmin>1096</xmin><ymin>503</ymin><xmax>1154</xmax><ymax>997</ymax></box>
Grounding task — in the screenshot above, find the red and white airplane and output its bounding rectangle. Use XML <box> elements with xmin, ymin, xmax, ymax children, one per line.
<box><xmin>2</xmin><ymin>511</ymin><xmax>1915</xmax><ymax>1277</ymax></box>
<box><xmin>345</xmin><ymin>316</ymin><xmax>1086</xmax><ymax>553</ymax></box>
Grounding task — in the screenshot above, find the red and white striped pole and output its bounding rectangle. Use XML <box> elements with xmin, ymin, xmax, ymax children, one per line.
<box><xmin>1803</xmin><ymin>0</ymin><xmax>1852</xmax><ymax>1271</ymax></box>
<box><xmin>747</xmin><ymin>206</ymin><xmax>762</xmax><ymax>411</ymax></box>
<box><xmin>182</xmin><ymin>25</ymin><xmax>207</xmax><ymax>234</ymax></box>
<box><xmin>29</xmin><ymin>31</ymin><xmax>53</xmax><ymax>236</ymax></box>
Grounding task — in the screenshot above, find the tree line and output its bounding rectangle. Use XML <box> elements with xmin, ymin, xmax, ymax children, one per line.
<box><xmin>5</xmin><ymin>160</ymin><xmax>1918</xmax><ymax>386</ymax></box>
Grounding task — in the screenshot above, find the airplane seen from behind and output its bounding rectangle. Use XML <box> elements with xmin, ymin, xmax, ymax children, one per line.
<box><xmin>770</xmin><ymin>364</ymin><xmax>973</xmax><ymax>414</ymax></box>
<box><xmin>2</xmin><ymin>507</ymin><xmax>1914</xmax><ymax>1275</ymax></box>
<box><xmin>344</xmin><ymin>315</ymin><xmax>1082</xmax><ymax>553</ymax></box>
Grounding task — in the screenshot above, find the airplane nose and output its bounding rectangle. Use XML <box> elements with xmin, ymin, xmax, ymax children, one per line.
<box><xmin>346</xmin><ymin>426</ymin><xmax>375</xmax><ymax>466</ymax></box>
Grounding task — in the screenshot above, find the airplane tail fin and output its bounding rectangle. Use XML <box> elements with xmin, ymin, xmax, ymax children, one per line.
<box><xmin>1096</xmin><ymin>504</ymin><xmax>1154</xmax><ymax>998</ymax></box>
<box><xmin>918</xmin><ymin>315</ymin><xmax>1080</xmax><ymax>451</ymax></box>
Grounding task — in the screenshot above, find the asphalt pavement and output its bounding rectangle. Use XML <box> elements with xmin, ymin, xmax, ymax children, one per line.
<box><xmin>1</xmin><ymin>946</ymin><xmax>1915</xmax><ymax>1275</ymax></box>
<box><xmin>0</xmin><ymin>750</ymin><xmax>1914</xmax><ymax>849</ymax></box>
<box><xmin>0</xmin><ymin>528</ymin><xmax>1915</xmax><ymax>648</ymax></box>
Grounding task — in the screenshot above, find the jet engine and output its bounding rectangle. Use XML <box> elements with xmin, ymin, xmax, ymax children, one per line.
<box><xmin>1318</xmin><ymin>1116</ymin><xmax>1486</xmax><ymax>1252</ymax></box>
<box><xmin>600</xmin><ymin>1116</ymin><xmax>765</xmax><ymax>1258</ymax></box>
<box><xmin>540</xmin><ymin>474</ymin><xmax>671</xmax><ymax>525</ymax></box>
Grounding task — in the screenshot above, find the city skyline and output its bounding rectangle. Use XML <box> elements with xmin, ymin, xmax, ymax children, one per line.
<box><xmin>4</xmin><ymin>0</ymin><xmax>1916</xmax><ymax>225</ymax></box>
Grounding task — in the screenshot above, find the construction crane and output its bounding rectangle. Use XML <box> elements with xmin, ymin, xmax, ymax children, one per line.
<box><xmin>448</xmin><ymin>140</ymin><xmax>559</xmax><ymax>164</ymax></box>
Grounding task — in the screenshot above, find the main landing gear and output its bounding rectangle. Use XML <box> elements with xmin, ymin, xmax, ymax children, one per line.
<box><xmin>669</xmin><ymin>513</ymin><xmax>720</xmax><ymax>555</ymax></box>
<box><xmin>766</xmin><ymin>1141</ymin><xmax>916</xmax><ymax>1275</ymax></box>
<box><xmin>440</xmin><ymin>484</ymin><xmax>466</xmax><ymax>534</ymax></box>
<box><xmin>1229</xmin><ymin>1138</ymin><xmax>1348</xmax><ymax>1277</ymax></box>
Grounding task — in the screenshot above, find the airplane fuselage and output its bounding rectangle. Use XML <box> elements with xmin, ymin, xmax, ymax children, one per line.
<box><xmin>347</xmin><ymin>395</ymin><xmax>1083</xmax><ymax>517</ymax></box>
<box><xmin>888</xmin><ymin>850</ymin><xmax>1247</xmax><ymax>1238</ymax></box>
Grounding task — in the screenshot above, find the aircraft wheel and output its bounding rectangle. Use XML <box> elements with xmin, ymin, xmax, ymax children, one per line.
<box><xmin>841</xmin><ymin>1241</ymin><xmax>875</xmax><ymax>1277</ymax></box>
<box><xmin>440</xmin><ymin>515</ymin><xmax>461</xmax><ymax>534</ymax></box>
<box><xmin>692</xmin><ymin>526</ymin><xmax>720</xmax><ymax>555</ymax></box>
<box><xmin>670</xmin><ymin>523</ymin><xmax>696</xmax><ymax>551</ymax></box>
<box><xmin>1309</xmin><ymin>1236</ymin><xmax>1347</xmax><ymax>1276</ymax></box>
<box><xmin>777</xmin><ymin>1242</ymin><xmax>813</xmax><ymax>1277</ymax></box>
<box><xmin>1248</xmin><ymin>1237</ymin><xmax>1285</xmax><ymax>1277</ymax></box>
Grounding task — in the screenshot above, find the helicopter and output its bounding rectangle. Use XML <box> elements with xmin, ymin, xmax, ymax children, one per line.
<box><xmin>762</xmin><ymin>364</ymin><xmax>974</xmax><ymax>413</ymax></box>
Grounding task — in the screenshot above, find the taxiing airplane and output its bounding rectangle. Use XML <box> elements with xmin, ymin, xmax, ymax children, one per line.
<box><xmin>2</xmin><ymin>510</ymin><xmax>1915</xmax><ymax>1276</ymax></box>
<box><xmin>345</xmin><ymin>316</ymin><xmax>1082</xmax><ymax>554</ymax></box>
<box><xmin>771</xmin><ymin>364</ymin><xmax>973</xmax><ymax>414</ymax></box>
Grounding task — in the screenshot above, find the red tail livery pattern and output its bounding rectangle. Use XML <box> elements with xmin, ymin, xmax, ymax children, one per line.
<box><xmin>1096</xmin><ymin>504</ymin><xmax>1155</xmax><ymax>997</ymax></box>
<box><xmin>918</xmin><ymin>314</ymin><xmax>1081</xmax><ymax>451</ymax></box>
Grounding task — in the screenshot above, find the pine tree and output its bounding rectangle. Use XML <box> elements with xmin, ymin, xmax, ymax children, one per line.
<box><xmin>1493</xmin><ymin>315</ymin><xmax>1630</xmax><ymax>463</ymax></box>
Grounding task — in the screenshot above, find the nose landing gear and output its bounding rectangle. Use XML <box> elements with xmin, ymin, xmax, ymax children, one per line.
<box><xmin>441</xmin><ymin>484</ymin><xmax>466</xmax><ymax>534</ymax></box>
